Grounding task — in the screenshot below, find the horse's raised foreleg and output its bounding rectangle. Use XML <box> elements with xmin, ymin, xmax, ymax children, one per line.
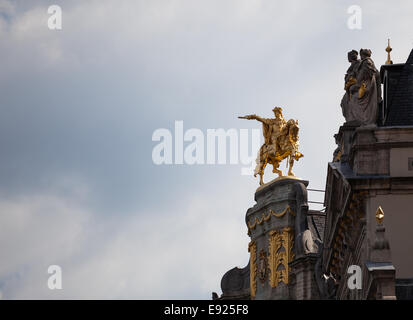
<box><xmin>294</xmin><ymin>151</ymin><xmax>304</xmax><ymax>161</ymax></box>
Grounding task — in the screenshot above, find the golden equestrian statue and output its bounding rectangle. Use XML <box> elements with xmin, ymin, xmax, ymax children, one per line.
<box><xmin>239</xmin><ymin>107</ymin><xmax>303</xmax><ymax>185</ymax></box>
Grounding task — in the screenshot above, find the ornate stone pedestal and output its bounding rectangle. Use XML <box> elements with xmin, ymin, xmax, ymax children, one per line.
<box><xmin>246</xmin><ymin>177</ymin><xmax>319</xmax><ymax>300</ymax></box>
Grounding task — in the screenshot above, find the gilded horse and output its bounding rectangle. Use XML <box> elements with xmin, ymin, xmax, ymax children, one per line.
<box><xmin>255</xmin><ymin>119</ymin><xmax>303</xmax><ymax>184</ymax></box>
<box><xmin>239</xmin><ymin>108</ymin><xmax>304</xmax><ymax>186</ymax></box>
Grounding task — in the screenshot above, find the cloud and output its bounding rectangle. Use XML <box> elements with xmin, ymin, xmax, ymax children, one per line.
<box><xmin>0</xmin><ymin>177</ymin><xmax>250</xmax><ymax>299</ymax></box>
<box><xmin>1</xmin><ymin>0</ymin><xmax>413</xmax><ymax>299</ymax></box>
<box><xmin>0</xmin><ymin>190</ymin><xmax>92</xmax><ymax>298</ymax></box>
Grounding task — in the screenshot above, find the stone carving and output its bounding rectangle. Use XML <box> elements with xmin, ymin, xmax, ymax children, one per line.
<box><xmin>218</xmin><ymin>263</ymin><xmax>251</xmax><ymax>300</ymax></box>
<box><xmin>257</xmin><ymin>249</ymin><xmax>269</xmax><ymax>285</ymax></box>
<box><xmin>239</xmin><ymin>107</ymin><xmax>303</xmax><ymax>185</ymax></box>
<box><xmin>341</xmin><ymin>49</ymin><xmax>382</xmax><ymax>126</ymax></box>
<box><xmin>293</xmin><ymin>182</ymin><xmax>318</xmax><ymax>257</ymax></box>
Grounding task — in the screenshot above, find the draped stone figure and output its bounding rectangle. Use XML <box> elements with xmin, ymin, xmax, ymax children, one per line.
<box><xmin>343</xmin><ymin>49</ymin><xmax>382</xmax><ymax>126</ymax></box>
<box><xmin>340</xmin><ymin>50</ymin><xmax>360</xmax><ymax>120</ymax></box>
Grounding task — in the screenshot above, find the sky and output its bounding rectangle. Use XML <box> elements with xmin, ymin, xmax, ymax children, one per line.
<box><xmin>0</xmin><ymin>0</ymin><xmax>413</xmax><ymax>299</ymax></box>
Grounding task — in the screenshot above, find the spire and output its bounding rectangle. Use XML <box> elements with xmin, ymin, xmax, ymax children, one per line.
<box><xmin>366</xmin><ymin>206</ymin><xmax>396</xmax><ymax>300</ymax></box>
<box><xmin>385</xmin><ymin>39</ymin><xmax>393</xmax><ymax>65</ymax></box>
<box><xmin>371</xmin><ymin>206</ymin><xmax>391</xmax><ymax>261</ymax></box>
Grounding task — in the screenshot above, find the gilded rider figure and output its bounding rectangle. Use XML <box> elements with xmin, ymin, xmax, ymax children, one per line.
<box><xmin>241</xmin><ymin>107</ymin><xmax>286</xmax><ymax>155</ymax></box>
<box><xmin>239</xmin><ymin>107</ymin><xmax>303</xmax><ymax>185</ymax></box>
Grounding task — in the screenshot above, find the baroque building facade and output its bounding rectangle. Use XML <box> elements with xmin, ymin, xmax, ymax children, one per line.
<box><xmin>214</xmin><ymin>46</ymin><xmax>413</xmax><ymax>300</ymax></box>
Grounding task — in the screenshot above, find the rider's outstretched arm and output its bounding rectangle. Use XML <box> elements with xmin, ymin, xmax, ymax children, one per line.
<box><xmin>239</xmin><ymin>114</ymin><xmax>267</xmax><ymax>123</ymax></box>
<box><xmin>253</xmin><ymin>115</ymin><xmax>266</xmax><ymax>123</ymax></box>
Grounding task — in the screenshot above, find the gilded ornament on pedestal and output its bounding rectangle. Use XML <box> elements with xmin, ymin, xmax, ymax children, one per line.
<box><xmin>248</xmin><ymin>241</ymin><xmax>257</xmax><ymax>299</ymax></box>
<box><xmin>268</xmin><ymin>227</ymin><xmax>294</xmax><ymax>287</ymax></box>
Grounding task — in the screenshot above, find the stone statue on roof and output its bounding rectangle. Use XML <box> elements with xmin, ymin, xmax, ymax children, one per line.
<box><xmin>341</xmin><ymin>48</ymin><xmax>382</xmax><ymax>126</ymax></box>
<box><xmin>340</xmin><ymin>50</ymin><xmax>360</xmax><ymax>120</ymax></box>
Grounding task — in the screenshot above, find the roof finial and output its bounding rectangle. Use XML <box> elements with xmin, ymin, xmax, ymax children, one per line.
<box><xmin>385</xmin><ymin>39</ymin><xmax>393</xmax><ymax>65</ymax></box>
<box><xmin>376</xmin><ymin>206</ymin><xmax>385</xmax><ymax>225</ymax></box>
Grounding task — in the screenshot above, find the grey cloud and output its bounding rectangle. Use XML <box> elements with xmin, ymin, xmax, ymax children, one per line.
<box><xmin>1</xmin><ymin>0</ymin><xmax>413</xmax><ymax>298</ymax></box>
